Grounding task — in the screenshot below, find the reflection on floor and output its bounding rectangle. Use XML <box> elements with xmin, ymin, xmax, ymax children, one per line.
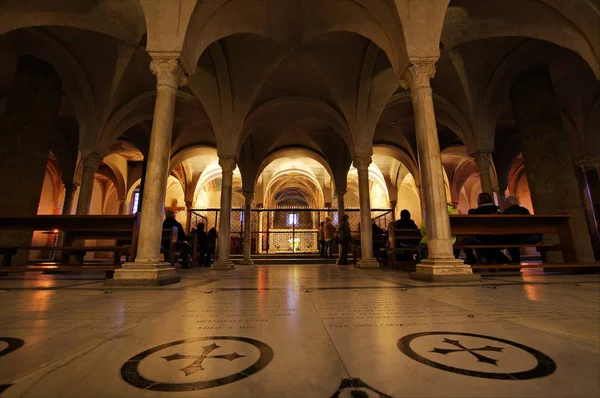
<box><xmin>0</xmin><ymin>266</ymin><xmax>599</xmax><ymax>397</ymax></box>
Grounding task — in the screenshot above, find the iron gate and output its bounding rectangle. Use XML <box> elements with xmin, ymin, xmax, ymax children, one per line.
<box><xmin>189</xmin><ymin>207</ymin><xmax>393</xmax><ymax>255</ymax></box>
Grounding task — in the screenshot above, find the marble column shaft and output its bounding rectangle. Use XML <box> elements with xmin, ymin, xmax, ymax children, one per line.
<box><xmin>354</xmin><ymin>156</ymin><xmax>378</xmax><ymax>267</ymax></box>
<box><xmin>577</xmin><ymin>157</ymin><xmax>600</xmax><ymax>259</ymax></box>
<box><xmin>474</xmin><ymin>150</ymin><xmax>494</xmax><ymax>197</ymax></box>
<box><xmin>214</xmin><ymin>157</ymin><xmax>236</xmax><ymax>269</ymax></box>
<box><xmin>0</xmin><ymin>56</ymin><xmax>62</xmax><ymax>265</ymax></box>
<box><xmin>240</xmin><ymin>190</ymin><xmax>254</xmax><ymax>266</ymax></box>
<box><xmin>336</xmin><ymin>189</ymin><xmax>346</xmax><ymax>222</ymax></box>
<box><xmin>75</xmin><ymin>151</ymin><xmax>103</xmax><ymax>215</ymax></box>
<box><xmin>133</xmin><ymin>58</ymin><xmax>185</xmax><ymax>264</ymax></box>
<box><xmin>61</xmin><ymin>182</ymin><xmax>77</xmax><ymax>215</ymax></box>
<box><xmin>511</xmin><ymin>67</ymin><xmax>595</xmax><ymax>262</ymax></box>
<box><xmin>400</xmin><ymin>62</ymin><xmax>474</xmax><ymax>280</ymax></box>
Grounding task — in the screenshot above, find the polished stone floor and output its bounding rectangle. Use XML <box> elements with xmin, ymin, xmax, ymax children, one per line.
<box><xmin>0</xmin><ymin>266</ymin><xmax>599</xmax><ymax>397</ymax></box>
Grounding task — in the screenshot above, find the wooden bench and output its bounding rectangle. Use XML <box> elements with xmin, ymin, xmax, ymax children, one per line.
<box><xmin>448</xmin><ymin>214</ymin><xmax>600</xmax><ymax>271</ymax></box>
<box><xmin>386</xmin><ymin>229</ymin><xmax>422</xmax><ymax>269</ymax></box>
<box><xmin>0</xmin><ymin>215</ymin><xmax>179</xmax><ymax>277</ymax></box>
<box><xmin>0</xmin><ymin>265</ymin><xmax>120</xmax><ymax>278</ymax></box>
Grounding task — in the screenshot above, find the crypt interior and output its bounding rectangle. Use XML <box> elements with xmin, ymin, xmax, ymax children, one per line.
<box><xmin>0</xmin><ymin>1</ymin><xmax>599</xmax><ymax>397</ymax></box>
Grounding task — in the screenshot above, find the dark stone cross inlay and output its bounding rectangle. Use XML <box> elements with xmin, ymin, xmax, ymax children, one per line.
<box><xmin>162</xmin><ymin>343</ymin><xmax>245</xmax><ymax>376</ymax></box>
<box><xmin>431</xmin><ymin>338</ymin><xmax>504</xmax><ymax>365</ymax></box>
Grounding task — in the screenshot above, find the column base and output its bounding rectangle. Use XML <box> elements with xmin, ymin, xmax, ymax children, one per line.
<box><xmin>355</xmin><ymin>258</ymin><xmax>380</xmax><ymax>268</ymax></box>
<box><xmin>410</xmin><ymin>258</ymin><xmax>480</xmax><ymax>282</ymax></box>
<box><xmin>212</xmin><ymin>260</ymin><xmax>235</xmax><ymax>270</ymax></box>
<box><xmin>107</xmin><ymin>262</ymin><xmax>181</xmax><ymax>286</ymax></box>
<box><xmin>238</xmin><ymin>259</ymin><xmax>254</xmax><ymax>266</ymax></box>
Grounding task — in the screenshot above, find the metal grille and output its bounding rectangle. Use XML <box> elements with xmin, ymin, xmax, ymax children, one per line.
<box><xmin>190</xmin><ymin>207</ymin><xmax>392</xmax><ymax>255</ymax></box>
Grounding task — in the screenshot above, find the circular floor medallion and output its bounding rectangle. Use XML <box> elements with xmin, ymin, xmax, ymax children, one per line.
<box><xmin>397</xmin><ymin>332</ymin><xmax>556</xmax><ymax>380</ymax></box>
<box><xmin>0</xmin><ymin>337</ymin><xmax>24</xmax><ymax>358</ymax></box>
<box><xmin>121</xmin><ymin>336</ymin><xmax>274</xmax><ymax>391</ymax></box>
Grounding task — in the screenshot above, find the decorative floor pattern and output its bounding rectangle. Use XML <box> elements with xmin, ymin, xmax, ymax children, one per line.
<box><xmin>0</xmin><ymin>266</ymin><xmax>599</xmax><ymax>397</ymax></box>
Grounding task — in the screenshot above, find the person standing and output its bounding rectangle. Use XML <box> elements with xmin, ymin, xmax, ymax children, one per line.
<box><xmin>194</xmin><ymin>222</ymin><xmax>207</xmax><ymax>267</ymax></box>
<box><xmin>163</xmin><ymin>210</ymin><xmax>191</xmax><ymax>268</ymax></box>
<box><xmin>337</xmin><ymin>214</ymin><xmax>351</xmax><ymax>265</ymax></box>
<box><xmin>318</xmin><ymin>221</ymin><xmax>325</xmax><ymax>257</ymax></box>
<box><xmin>324</xmin><ymin>217</ymin><xmax>337</xmax><ymax>258</ymax></box>
<box><xmin>205</xmin><ymin>227</ymin><xmax>217</xmax><ymax>266</ymax></box>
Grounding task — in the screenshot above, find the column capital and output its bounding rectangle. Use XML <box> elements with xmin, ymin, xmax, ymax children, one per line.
<box><xmin>335</xmin><ymin>188</ymin><xmax>347</xmax><ymax>197</ymax></box>
<box><xmin>219</xmin><ymin>156</ymin><xmax>236</xmax><ymax>173</ymax></box>
<box><xmin>80</xmin><ymin>150</ymin><xmax>104</xmax><ymax>170</ymax></box>
<box><xmin>149</xmin><ymin>56</ymin><xmax>187</xmax><ymax>89</ymax></box>
<box><xmin>353</xmin><ymin>155</ymin><xmax>372</xmax><ymax>171</ymax></box>
<box><xmin>576</xmin><ymin>156</ymin><xmax>600</xmax><ymax>170</ymax></box>
<box><xmin>242</xmin><ymin>190</ymin><xmax>254</xmax><ymax>202</ymax></box>
<box><xmin>399</xmin><ymin>62</ymin><xmax>436</xmax><ymax>90</ymax></box>
<box><xmin>473</xmin><ymin>150</ymin><xmax>493</xmax><ymax>168</ymax></box>
<box><xmin>390</xmin><ymin>199</ymin><xmax>397</xmax><ymax>209</ymax></box>
<box><xmin>63</xmin><ymin>181</ymin><xmax>79</xmax><ymax>192</ymax></box>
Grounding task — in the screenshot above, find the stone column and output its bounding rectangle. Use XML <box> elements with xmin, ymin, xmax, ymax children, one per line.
<box><xmin>336</xmin><ymin>188</ymin><xmax>346</xmax><ymax>265</ymax></box>
<box><xmin>240</xmin><ymin>190</ymin><xmax>254</xmax><ymax>266</ymax></box>
<box><xmin>474</xmin><ymin>150</ymin><xmax>494</xmax><ymax>197</ymax></box>
<box><xmin>400</xmin><ymin>62</ymin><xmax>476</xmax><ymax>281</ymax></box>
<box><xmin>185</xmin><ymin>200</ymin><xmax>193</xmax><ymax>234</ymax></box>
<box><xmin>577</xmin><ymin>156</ymin><xmax>600</xmax><ymax>259</ymax></box>
<box><xmin>75</xmin><ymin>150</ymin><xmax>103</xmax><ymax>215</ymax></box>
<box><xmin>213</xmin><ymin>156</ymin><xmax>236</xmax><ymax>269</ymax></box>
<box><xmin>62</xmin><ymin>182</ymin><xmax>78</xmax><ymax>215</ymax></box>
<box><xmin>511</xmin><ymin>67</ymin><xmax>595</xmax><ymax>262</ymax></box>
<box><xmin>389</xmin><ymin>200</ymin><xmax>397</xmax><ymax>221</ymax></box>
<box><xmin>336</xmin><ymin>189</ymin><xmax>346</xmax><ymax>222</ymax></box>
<box><xmin>112</xmin><ymin>56</ymin><xmax>186</xmax><ymax>285</ymax></box>
<box><xmin>117</xmin><ymin>199</ymin><xmax>126</xmax><ymax>215</ymax></box>
<box><xmin>0</xmin><ymin>56</ymin><xmax>62</xmax><ymax>265</ymax></box>
<box><xmin>496</xmin><ymin>183</ymin><xmax>508</xmax><ymax>211</ymax></box>
<box><xmin>354</xmin><ymin>155</ymin><xmax>379</xmax><ymax>268</ymax></box>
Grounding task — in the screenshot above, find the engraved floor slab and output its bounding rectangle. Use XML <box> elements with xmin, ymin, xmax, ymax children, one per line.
<box><xmin>1</xmin><ymin>265</ymin><xmax>599</xmax><ymax>397</ymax></box>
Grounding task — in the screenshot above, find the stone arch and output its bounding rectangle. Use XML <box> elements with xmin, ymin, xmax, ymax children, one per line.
<box><xmin>254</xmin><ymin>148</ymin><xmax>335</xmax><ymax>191</ymax></box>
<box><xmin>7</xmin><ymin>28</ymin><xmax>96</xmax><ymax>147</ymax></box>
<box><xmin>240</xmin><ymin>95</ymin><xmax>354</xmax><ymax>156</ymax></box>
<box><xmin>443</xmin><ymin>0</ymin><xmax>600</xmax><ymax>78</ymax></box>
<box><xmin>100</xmin><ymin>91</ymin><xmax>205</xmax><ymax>152</ymax></box>
<box><xmin>385</xmin><ymin>91</ymin><xmax>477</xmax><ymax>152</ymax></box>
<box><xmin>183</xmin><ymin>0</ymin><xmax>406</xmax><ymax>76</ymax></box>
<box><xmin>0</xmin><ymin>0</ymin><xmax>146</xmax><ymax>44</ymax></box>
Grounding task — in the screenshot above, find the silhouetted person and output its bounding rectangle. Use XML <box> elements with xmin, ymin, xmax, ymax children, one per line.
<box><xmin>394</xmin><ymin>209</ymin><xmax>418</xmax><ymax>230</ymax></box>
<box><xmin>393</xmin><ymin>209</ymin><xmax>419</xmax><ymax>261</ymax></box>
<box><xmin>466</xmin><ymin>193</ymin><xmax>510</xmax><ymax>264</ymax></box>
<box><xmin>337</xmin><ymin>214</ymin><xmax>351</xmax><ymax>265</ymax></box>
<box><xmin>502</xmin><ymin>196</ymin><xmax>541</xmax><ymax>264</ymax></box>
<box><xmin>163</xmin><ymin>210</ymin><xmax>191</xmax><ymax>268</ymax></box>
<box><xmin>318</xmin><ymin>221</ymin><xmax>325</xmax><ymax>257</ymax></box>
<box><xmin>194</xmin><ymin>222</ymin><xmax>207</xmax><ymax>266</ymax></box>
<box><xmin>206</xmin><ymin>228</ymin><xmax>217</xmax><ymax>266</ymax></box>
<box><xmin>371</xmin><ymin>218</ymin><xmax>384</xmax><ymax>260</ymax></box>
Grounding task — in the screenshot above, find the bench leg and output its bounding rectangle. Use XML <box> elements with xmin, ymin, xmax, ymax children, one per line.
<box><xmin>2</xmin><ymin>253</ymin><xmax>12</xmax><ymax>268</ymax></box>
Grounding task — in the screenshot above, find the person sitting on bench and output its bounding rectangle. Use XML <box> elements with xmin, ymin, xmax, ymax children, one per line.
<box><xmin>502</xmin><ymin>196</ymin><xmax>542</xmax><ymax>264</ymax></box>
<box><xmin>464</xmin><ymin>193</ymin><xmax>510</xmax><ymax>264</ymax></box>
<box><xmin>393</xmin><ymin>209</ymin><xmax>419</xmax><ymax>261</ymax></box>
<box><xmin>163</xmin><ymin>210</ymin><xmax>191</xmax><ymax>268</ymax></box>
